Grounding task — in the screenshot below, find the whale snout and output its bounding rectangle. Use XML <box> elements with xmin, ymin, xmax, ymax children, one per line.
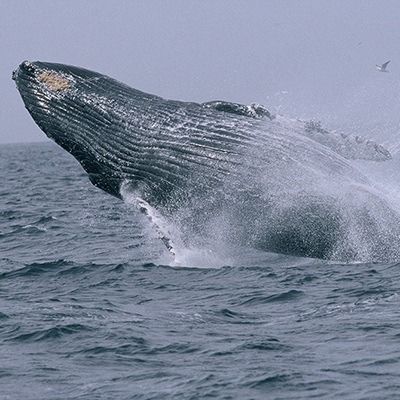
<box><xmin>13</xmin><ymin>60</ymin><xmax>35</xmax><ymax>78</ymax></box>
<box><xmin>13</xmin><ymin>60</ymin><xmax>73</xmax><ymax>94</ymax></box>
<box><xmin>12</xmin><ymin>61</ymin><xmax>33</xmax><ymax>81</ymax></box>
<box><xmin>12</xmin><ymin>60</ymin><xmax>84</xmax><ymax>162</ymax></box>
<box><xmin>12</xmin><ymin>60</ymin><xmax>134</xmax><ymax>199</ymax></box>
<box><xmin>19</xmin><ymin>60</ymin><xmax>36</xmax><ymax>73</ymax></box>
<box><xmin>12</xmin><ymin>61</ymin><xmax>45</xmax><ymax>91</ymax></box>
<box><xmin>12</xmin><ymin>61</ymin><xmax>36</xmax><ymax>88</ymax></box>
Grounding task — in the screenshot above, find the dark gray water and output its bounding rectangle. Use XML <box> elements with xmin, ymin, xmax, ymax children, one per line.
<box><xmin>2</xmin><ymin>142</ymin><xmax>400</xmax><ymax>399</ymax></box>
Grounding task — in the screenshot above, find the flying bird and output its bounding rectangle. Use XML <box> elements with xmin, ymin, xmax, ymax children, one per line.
<box><xmin>376</xmin><ymin>60</ymin><xmax>390</xmax><ymax>72</ymax></box>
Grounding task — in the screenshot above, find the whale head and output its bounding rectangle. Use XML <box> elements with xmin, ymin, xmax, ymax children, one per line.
<box><xmin>13</xmin><ymin>60</ymin><xmax>195</xmax><ymax>202</ymax></box>
<box><xmin>13</xmin><ymin>61</ymin><xmax>128</xmax><ymax>197</ymax></box>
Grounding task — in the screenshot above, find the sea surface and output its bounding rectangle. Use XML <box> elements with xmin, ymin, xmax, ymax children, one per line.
<box><xmin>2</xmin><ymin>142</ymin><xmax>400</xmax><ymax>400</ymax></box>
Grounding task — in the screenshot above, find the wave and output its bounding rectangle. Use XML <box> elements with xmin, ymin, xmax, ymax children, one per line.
<box><xmin>8</xmin><ymin>324</ymin><xmax>94</xmax><ymax>343</ymax></box>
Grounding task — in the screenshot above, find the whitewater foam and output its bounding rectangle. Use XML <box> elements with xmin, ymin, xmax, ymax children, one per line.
<box><xmin>120</xmin><ymin>182</ymin><xmax>232</xmax><ymax>268</ymax></box>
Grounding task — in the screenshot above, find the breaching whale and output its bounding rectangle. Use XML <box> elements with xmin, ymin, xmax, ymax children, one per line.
<box><xmin>12</xmin><ymin>60</ymin><xmax>400</xmax><ymax>262</ymax></box>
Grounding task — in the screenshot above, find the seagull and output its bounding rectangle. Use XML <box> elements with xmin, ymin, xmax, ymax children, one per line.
<box><xmin>376</xmin><ymin>60</ymin><xmax>391</xmax><ymax>72</ymax></box>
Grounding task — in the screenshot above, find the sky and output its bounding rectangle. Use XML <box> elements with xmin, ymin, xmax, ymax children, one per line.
<box><xmin>1</xmin><ymin>0</ymin><xmax>400</xmax><ymax>145</ymax></box>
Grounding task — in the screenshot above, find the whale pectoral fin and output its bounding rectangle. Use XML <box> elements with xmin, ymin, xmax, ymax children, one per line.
<box><xmin>303</xmin><ymin>120</ymin><xmax>392</xmax><ymax>162</ymax></box>
<box><xmin>202</xmin><ymin>101</ymin><xmax>274</xmax><ymax>120</ymax></box>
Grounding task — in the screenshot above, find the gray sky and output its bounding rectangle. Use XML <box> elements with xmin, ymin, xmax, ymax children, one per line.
<box><xmin>1</xmin><ymin>0</ymin><xmax>400</xmax><ymax>144</ymax></box>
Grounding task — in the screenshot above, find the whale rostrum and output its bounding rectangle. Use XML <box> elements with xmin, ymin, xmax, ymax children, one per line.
<box><xmin>13</xmin><ymin>61</ymin><xmax>400</xmax><ymax>261</ymax></box>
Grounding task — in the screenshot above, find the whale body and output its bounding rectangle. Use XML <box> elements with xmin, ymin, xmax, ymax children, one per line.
<box><xmin>12</xmin><ymin>60</ymin><xmax>400</xmax><ymax>261</ymax></box>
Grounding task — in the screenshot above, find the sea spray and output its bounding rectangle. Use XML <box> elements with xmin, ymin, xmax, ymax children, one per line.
<box><xmin>120</xmin><ymin>181</ymin><xmax>230</xmax><ymax>267</ymax></box>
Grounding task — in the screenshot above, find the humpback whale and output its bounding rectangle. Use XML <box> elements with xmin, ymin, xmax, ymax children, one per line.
<box><xmin>12</xmin><ymin>60</ymin><xmax>400</xmax><ymax>262</ymax></box>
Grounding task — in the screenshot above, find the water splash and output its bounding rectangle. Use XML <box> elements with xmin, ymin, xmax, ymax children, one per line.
<box><xmin>120</xmin><ymin>182</ymin><xmax>232</xmax><ymax>268</ymax></box>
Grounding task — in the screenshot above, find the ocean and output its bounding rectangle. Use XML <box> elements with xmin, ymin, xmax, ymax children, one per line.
<box><xmin>1</xmin><ymin>141</ymin><xmax>400</xmax><ymax>400</ymax></box>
